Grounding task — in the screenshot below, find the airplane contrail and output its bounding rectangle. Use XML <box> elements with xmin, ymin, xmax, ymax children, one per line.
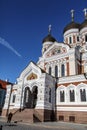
<box><xmin>0</xmin><ymin>37</ymin><xmax>22</xmax><ymax>57</ymax></box>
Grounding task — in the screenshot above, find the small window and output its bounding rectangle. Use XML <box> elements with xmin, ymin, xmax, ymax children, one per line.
<box><xmin>12</xmin><ymin>95</ymin><xmax>16</xmax><ymax>103</ymax></box>
<box><xmin>49</xmin><ymin>88</ymin><xmax>51</xmax><ymax>103</ymax></box>
<box><xmin>49</xmin><ymin>67</ymin><xmax>51</xmax><ymax>75</ymax></box>
<box><xmin>85</xmin><ymin>35</ymin><xmax>87</xmax><ymax>42</ymax></box>
<box><xmin>70</xmin><ymin>90</ymin><xmax>75</xmax><ymax>102</ymax></box>
<box><xmin>60</xmin><ymin>91</ymin><xmax>65</xmax><ymax>102</ymax></box>
<box><xmin>57</xmin><ymin>49</ymin><xmax>61</xmax><ymax>53</ymax></box>
<box><xmin>61</xmin><ymin>64</ymin><xmax>65</xmax><ymax>77</ymax></box>
<box><xmin>77</xmin><ymin>36</ymin><xmax>79</xmax><ymax>42</ymax></box>
<box><xmin>69</xmin><ymin>116</ymin><xmax>75</xmax><ymax>122</ymax></box>
<box><xmin>55</xmin><ymin>65</ymin><xmax>58</xmax><ymax>78</ymax></box>
<box><xmin>80</xmin><ymin>89</ymin><xmax>86</xmax><ymax>102</ymax></box>
<box><xmin>69</xmin><ymin>37</ymin><xmax>72</xmax><ymax>44</ymax></box>
<box><xmin>59</xmin><ymin>116</ymin><xmax>64</xmax><ymax>121</ymax></box>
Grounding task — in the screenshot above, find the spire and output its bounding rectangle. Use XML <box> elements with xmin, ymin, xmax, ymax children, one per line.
<box><xmin>48</xmin><ymin>24</ymin><xmax>52</xmax><ymax>34</ymax></box>
<box><xmin>83</xmin><ymin>8</ymin><xmax>87</xmax><ymax>20</ymax></box>
<box><xmin>71</xmin><ymin>9</ymin><xmax>74</xmax><ymax>22</ymax></box>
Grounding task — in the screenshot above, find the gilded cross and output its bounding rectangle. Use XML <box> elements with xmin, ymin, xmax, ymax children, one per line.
<box><xmin>71</xmin><ymin>9</ymin><xmax>74</xmax><ymax>22</ymax></box>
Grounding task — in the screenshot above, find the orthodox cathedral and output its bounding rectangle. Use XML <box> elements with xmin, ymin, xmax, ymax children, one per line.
<box><xmin>2</xmin><ymin>9</ymin><xmax>87</xmax><ymax>124</ymax></box>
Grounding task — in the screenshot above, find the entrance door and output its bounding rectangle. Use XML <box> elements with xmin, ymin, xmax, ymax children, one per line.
<box><xmin>32</xmin><ymin>86</ymin><xmax>38</xmax><ymax>108</ymax></box>
<box><xmin>24</xmin><ymin>86</ymin><xmax>38</xmax><ymax>108</ymax></box>
<box><xmin>24</xmin><ymin>87</ymin><xmax>32</xmax><ymax>108</ymax></box>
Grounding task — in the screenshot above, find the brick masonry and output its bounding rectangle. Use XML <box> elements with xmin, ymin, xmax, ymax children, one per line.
<box><xmin>56</xmin><ymin>111</ymin><xmax>87</xmax><ymax>124</ymax></box>
<box><xmin>2</xmin><ymin>108</ymin><xmax>53</xmax><ymax>123</ymax></box>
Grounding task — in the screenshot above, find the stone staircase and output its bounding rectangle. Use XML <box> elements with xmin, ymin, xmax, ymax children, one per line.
<box><xmin>12</xmin><ymin>109</ymin><xmax>34</xmax><ymax>123</ymax></box>
<box><xmin>11</xmin><ymin>108</ymin><xmax>43</xmax><ymax>123</ymax></box>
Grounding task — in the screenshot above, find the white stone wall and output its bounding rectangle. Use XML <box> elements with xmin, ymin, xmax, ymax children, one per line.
<box><xmin>68</xmin><ymin>49</ymin><xmax>76</xmax><ymax>75</ymax></box>
<box><xmin>3</xmin><ymin>85</ymin><xmax>12</xmax><ymax>109</ymax></box>
<box><xmin>56</xmin><ymin>75</ymin><xmax>87</xmax><ymax>112</ymax></box>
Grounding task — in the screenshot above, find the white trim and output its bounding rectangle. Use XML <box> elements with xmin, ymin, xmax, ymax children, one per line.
<box><xmin>57</xmin><ymin>107</ymin><xmax>87</xmax><ymax>112</ymax></box>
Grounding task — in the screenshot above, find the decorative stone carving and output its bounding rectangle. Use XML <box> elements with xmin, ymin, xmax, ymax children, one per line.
<box><xmin>27</xmin><ymin>73</ymin><xmax>38</xmax><ymax>80</ymax></box>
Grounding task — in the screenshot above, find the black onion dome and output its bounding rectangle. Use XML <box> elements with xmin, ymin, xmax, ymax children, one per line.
<box><xmin>63</xmin><ymin>22</ymin><xmax>80</xmax><ymax>34</ymax></box>
<box><xmin>79</xmin><ymin>20</ymin><xmax>87</xmax><ymax>30</ymax></box>
<box><xmin>42</xmin><ymin>34</ymin><xmax>56</xmax><ymax>43</ymax></box>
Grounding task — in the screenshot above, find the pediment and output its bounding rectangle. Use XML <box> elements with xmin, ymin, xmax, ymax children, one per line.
<box><xmin>43</xmin><ymin>42</ymin><xmax>69</xmax><ymax>58</ymax></box>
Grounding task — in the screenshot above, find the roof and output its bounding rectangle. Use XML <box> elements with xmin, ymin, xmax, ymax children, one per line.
<box><xmin>31</xmin><ymin>61</ymin><xmax>46</xmax><ymax>73</ymax></box>
<box><xmin>0</xmin><ymin>79</ymin><xmax>13</xmax><ymax>89</ymax></box>
<box><xmin>79</xmin><ymin>20</ymin><xmax>87</xmax><ymax>30</ymax></box>
<box><xmin>63</xmin><ymin>22</ymin><xmax>80</xmax><ymax>34</ymax></box>
<box><xmin>42</xmin><ymin>34</ymin><xmax>56</xmax><ymax>43</ymax></box>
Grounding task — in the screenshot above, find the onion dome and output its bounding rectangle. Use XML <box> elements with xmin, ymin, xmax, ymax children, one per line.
<box><xmin>63</xmin><ymin>21</ymin><xmax>80</xmax><ymax>34</ymax></box>
<box><xmin>79</xmin><ymin>9</ymin><xmax>87</xmax><ymax>30</ymax></box>
<box><xmin>42</xmin><ymin>34</ymin><xmax>56</xmax><ymax>43</ymax></box>
<box><xmin>42</xmin><ymin>25</ymin><xmax>56</xmax><ymax>43</ymax></box>
<box><xmin>63</xmin><ymin>10</ymin><xmax>80</xmax><ymax>34</ymax></box>
<box><xmin>80</xmin><ymin>20</ymin><xmax>87</xmax><ymax>30</ymax></box>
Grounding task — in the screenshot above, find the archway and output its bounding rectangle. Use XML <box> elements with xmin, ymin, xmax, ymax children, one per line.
<box><xmin>32</xmin><ymin>86</ymin><xmax>38</xmax><ymax>108</ymax></box>
<box><xmin>24</xmin><ymin>87</ymin><xmax>32</xmax><ymax>108</ymax></box>
<box><xmin>23</xmin><ymin>86</ymin><xmax>38</xmax><ymax>109</ymax></box>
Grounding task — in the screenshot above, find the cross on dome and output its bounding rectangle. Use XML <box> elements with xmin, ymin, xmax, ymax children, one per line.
<box><xmin>71</xmin><ymin>9</ymin><xmax>74</xmax><ymax>22</ymax></box>
<box><xmin>48</xmin><ymin>24</ymin><xmax>52</xmax><ymax>34</ymax></box>
<box><xmin>83</xmin><ymin>8</ymin><xmax>87</xmax><ymax>19</ymax></box>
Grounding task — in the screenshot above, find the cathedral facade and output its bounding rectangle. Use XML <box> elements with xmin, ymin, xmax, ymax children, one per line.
<box><xmin>2</xmin><ymin>9</ymin><xmax>87</xmax><ymax>123</ymax></box>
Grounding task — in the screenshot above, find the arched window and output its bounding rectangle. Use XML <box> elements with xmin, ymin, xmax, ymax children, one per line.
<box><xmin>77</xmin><ymin>36</ymin><xmax>79</xmax><ymax>42</ymax></box>
<box><xmin>55</xmin><ymin>65</ymin><xmax>58</xmax><ymax>78</ymax></box>
<box><xmin>70</xmin><ymin>90</ymin><xmax>75</xmax><ymax>102</ymax></box>
<box><xmin>49</xmin><ymin>67</ymin><xmax>51</xmax><ymax>75</ymax></box>
<box><xmin>80</xmin><ymin>89</ymin><xmax>86</xmax><ymax>102</ymax></box>
<box><xmin>49</xmin><ymin>88</ymin><xmax>51</xmax><ymax>103</ymax></box>
<box><xmin>12</xmin><ymin>94</ymin><xmax>16</xmax><ymax>103</ymax></box>
<box><xmin>61</xmin><ymin>64</ymin><xmax>65</xmax><ymax>77</ymax></box>
<box><xmin>69</xmin><ymin>37</ymin><xmax>72</xmax><ymax>44</ymax></box>
<box><xmin>85</xmin><ymin>35</ymin><xmax>87</xmax><ymax>42</ymax></box>
<box><xmin>60</xmin><ymin>91</ymin><xmax>65</xmax><ymax>102</ymax></box>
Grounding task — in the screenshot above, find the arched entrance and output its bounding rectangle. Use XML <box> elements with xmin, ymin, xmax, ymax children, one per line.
<box><xmin>23</xmin><ymin>86</ymin><xmax>38</xmax><ymax>109</ymax></box>
<box><xmin>24</xmin><ymin>87</ymin><xmax>32</xmax><ymax>108</ymax></box>
<box><xmin>32</xmin><ymin>86</ymin><xmax>38</xmax><ymax>108</ymax></box>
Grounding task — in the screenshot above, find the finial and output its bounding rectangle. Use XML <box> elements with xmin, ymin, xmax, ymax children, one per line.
<box><xmin>48</xmin><ymin>24</ymin><xmax>52</xmax><ymax>34</ymax></box>
<box><xmin>83</xmin><ymin>8</ymin><xmax>87</xmax><ymax>20</ymax></box>
<box><xmin>71</xmin><ymin>9</ymin><xmax>74</xmax><ymax>22</ymax></box>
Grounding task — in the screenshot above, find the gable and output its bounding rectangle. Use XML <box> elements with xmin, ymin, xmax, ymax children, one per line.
<box><xmin>18</xmin><ymin>62</ymin><xmax>42</xmax><ymax>81</ymax></box>
<box><xmin>43</xmin><ymin>42</ymin><xmax>70</xmax><ymax>58</ymax></box>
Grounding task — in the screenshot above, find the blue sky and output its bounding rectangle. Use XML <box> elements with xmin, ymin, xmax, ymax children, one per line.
<box><xmin>0</xmin><ymin>0</ymin><xmax>87</xmax><ymax>83</ymax></box>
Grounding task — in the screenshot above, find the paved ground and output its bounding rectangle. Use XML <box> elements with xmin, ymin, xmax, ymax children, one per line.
<box><xmin>0</xmin><ymin>120</ymin><xmax>87</xmax><ymax>130</ymax></box>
